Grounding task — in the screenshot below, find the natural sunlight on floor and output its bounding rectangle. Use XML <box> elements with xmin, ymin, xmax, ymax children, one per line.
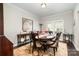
<box><xmin>14</xmin><ymin>41</ymin><xmax>68</xmax><ymax>56</ymax></box>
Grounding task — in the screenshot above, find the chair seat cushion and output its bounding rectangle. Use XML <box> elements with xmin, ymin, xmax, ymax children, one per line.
<box><xmin>36</xmin><ymin>42</ymin><xmax>42</xmax><ymax>47</ymax></box>
<box><xmin>47</xmin><ymin>41</ymin><xmax>54</xmax><ymax>45</ymax></box>
<box><xmin>50</xmin><ymin>42</ymin><xmax>57</xmax><ymax>47</ymax></box>
<box><xmin>52</xmin><ymin>38</ymin><xmax>56</xmax><ymax>41</ymax></box>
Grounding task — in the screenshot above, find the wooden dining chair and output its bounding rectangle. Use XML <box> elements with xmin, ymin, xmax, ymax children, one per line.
<box><xmin>47</xmin><ymin>32</ymin><xmax>61</xmax><ymax>56</ymax></box>
<box><xmin>30</xmin><ymin>32</ymin><xmax>43</xmax><ymax>56</ymax></box>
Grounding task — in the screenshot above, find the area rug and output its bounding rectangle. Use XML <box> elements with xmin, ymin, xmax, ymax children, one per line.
<box><xmin>14</xmin><ymin>42</ymin><xmax>68</xmax><ymax>56</ymax></box>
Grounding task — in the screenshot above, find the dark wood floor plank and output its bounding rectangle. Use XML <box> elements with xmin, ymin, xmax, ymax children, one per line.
<box><xmin>67</xmin><ymin>41</ymin><xmax>79</xmax><ymax>56</ymax></box>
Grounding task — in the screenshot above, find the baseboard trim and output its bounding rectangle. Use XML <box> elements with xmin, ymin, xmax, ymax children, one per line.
<box><xmin>72</xmin><ymin>41</ymin><xmax>79</xmax><ymax>51</ymax></box>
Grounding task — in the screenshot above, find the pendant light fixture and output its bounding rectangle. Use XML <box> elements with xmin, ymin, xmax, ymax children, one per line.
<box><xmin>41</xmin><ymin>3</ymin><xmax>47</xmax><ymax>8</ymax></box>
<box><xmin>41</xmin><ymin>0</ymin><xmax>47</xmax><ymax>8</ymax></box>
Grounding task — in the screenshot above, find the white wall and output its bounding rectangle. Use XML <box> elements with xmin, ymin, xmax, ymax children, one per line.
<box><xmin>39</xmin><ymin>11</ymin><xmax>74</xmax><ymax>34</ymax></box>
<box><xmin>3</xmin><ymin>3</ymin><xmax>75</xmax><ymax>48</ymax></box>
<box><xmin>73</xmin><ymin>4</ymin><xmax>79</xmax><ymax>51</ymax></box>
<box><xmin>3</xmin><ymin>3</ymin><xmax>40</xmax><ymax>47</ymax></box>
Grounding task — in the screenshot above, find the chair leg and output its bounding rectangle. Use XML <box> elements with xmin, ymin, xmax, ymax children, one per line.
<box><xmin>38</xmin><ymin>47</ymin><xmax>44</xmax><ymax>56</ymax></box>
<box><xmin>53</xmin><ymin>48</ymin><xmax>55</xmax><ymax>56</ymax></box>
<box><xmin>32</xmin><ymin>48</ymin><xmax>33</xmax><ymax>54</ymax></box>
<box><xmin>38</xmin><ymin>48</ymin><xmax>40</xmax><ymax>56</ymax></box>
<box><xmin>56</xmin><ymin>43</ymin><xmax>58</xmax><ymax>51</ymax></box>
<box><xmin>32</xmin><ymin>49</ymin><xmax>34</xmax><ymax>55</ymax></box>
<box><xmin>56</xmin><ymin>47</ymin><xmax>57</xmax><ymax>51</ymax></box>
<box><xmin>32</xmin><ymin>47</ymin><xmax>35</xmax><ymax>55</ymax></box>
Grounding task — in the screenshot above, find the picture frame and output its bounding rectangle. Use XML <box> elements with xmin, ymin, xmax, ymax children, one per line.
<box><xmin>22</xmin><ymin>17</ymin><xmax>33</xmax><ymax>32</ymax></box>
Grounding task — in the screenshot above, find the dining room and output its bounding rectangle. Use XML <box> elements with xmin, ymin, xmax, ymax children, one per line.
<box><xmin>14</xmin><ymin>17</ymin><xmax>65</xmax><ymax>56</ymax></box>
<box><xmin>0</xmin><ymin>2</ymin><xmax>79</xmax><ymax>56</ymax></box>
<box><xmin>11</xmin><ymin>3</ymin><xmax>75</xmax><ymax>56</ymax></box>
<box><xmin>14</xmin><ymin>31</ymin><xmax>67</xmax><ymax>56</ymax></box>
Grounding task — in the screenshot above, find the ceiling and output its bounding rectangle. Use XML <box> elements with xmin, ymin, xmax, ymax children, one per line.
<box><xmin>13</xmin><ymin>3</ymin><xmax>76</xmax><ymax>18</ymax></box>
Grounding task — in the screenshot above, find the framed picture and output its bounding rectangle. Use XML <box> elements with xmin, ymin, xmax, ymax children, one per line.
<box><xmin>22</xmin><ymin>17</ymin><xmax>33</xmax><ymax>32</ymax></box>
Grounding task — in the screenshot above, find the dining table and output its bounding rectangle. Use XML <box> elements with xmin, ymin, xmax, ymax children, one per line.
<box><xmin>35</xmin><ymin>33</ymin><xmax>56</xmax><ymax>41</ymax></box>
<box><xmin>35</xmin><ymin>33</ymin><xmax>56</xmax><ymax>52</ymax></box>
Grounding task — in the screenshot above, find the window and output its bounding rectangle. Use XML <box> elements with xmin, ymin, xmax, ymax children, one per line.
<box><xmin>47</xmin><ymin>20</ymin><xmax>64</xmax><ymax>32</ymax></box>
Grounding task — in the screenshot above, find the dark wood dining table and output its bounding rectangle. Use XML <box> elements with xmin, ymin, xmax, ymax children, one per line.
<box><xmin>35</xmin><ymin>34</ymin><xmax>56</xmax><ymax>41</ymax></box>
<box><xmin>35</xmin><ymin>34</ymin><xmax>56</xmax><ymax>52</ymax></box>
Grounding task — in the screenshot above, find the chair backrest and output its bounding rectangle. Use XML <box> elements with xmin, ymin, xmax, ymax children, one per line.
<box><xmin>30</xmin><ymin>32</ymin><xmax>38</xmax><ymax>48</ymax></box>
<box><xmin>55</xmin><ymin>32</ymin><xmax>62</xmax><ymax>41</ymax></box>
<box><xmin>49</xmin><ymin>31</ymin><xmax>53</xmax><ymax>35</ymax></box>
<box><xmin>58</xmin><ymin>32</ymin><xmax>62</xmax><ymax>38</ymax></box>
<box><xmin>31</xmin><ymin>32</ymin><xmax>36</xmax><ymax>40</ymax></box>
<box><xmin>48</xmin><ymin>33</ymin><xmax>60</xmax><ymax>46</ymax></box>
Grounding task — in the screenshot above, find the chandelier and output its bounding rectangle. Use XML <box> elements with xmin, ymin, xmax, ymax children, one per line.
<box><xmin>41</xmin><ymin>0</ymin><xmax>47</xmax><ymax>8</ymax></box>
<box><xmin>41</xmin><ymin>3</ymin><xmax>47</xmax><ymax>8</ymax></box>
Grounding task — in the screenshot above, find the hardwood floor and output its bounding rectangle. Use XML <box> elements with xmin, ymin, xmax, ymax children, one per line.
<box><xmin>14</xmin><ymin>42</ymin><xmax>68</xmax><ymax>56</ymax></box>
<box><xmin>14</xmin><ymin>38</ymin><xmax>79</xmax><ymax>56</ymax></box>
<box><xmin>67</xmin><ymin>41</ymin><xmax>79</xmax><ymax>56</ymax></box>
